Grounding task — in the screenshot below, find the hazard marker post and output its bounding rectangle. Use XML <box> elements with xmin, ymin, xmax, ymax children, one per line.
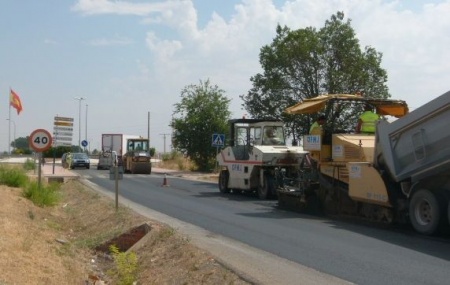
<box><xmin>162</xmin><ymin>173</ymin><xmax>170</xmax><ymax>187</ymax></box>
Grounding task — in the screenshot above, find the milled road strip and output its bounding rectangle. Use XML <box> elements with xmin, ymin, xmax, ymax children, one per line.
<box><xmin>82</xmin><ymin>178</ymin><xmax>353</xmax><ymax>285</ymax></box>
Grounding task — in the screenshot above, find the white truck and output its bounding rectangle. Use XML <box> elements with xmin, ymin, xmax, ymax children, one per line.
<box><xmin>216</xmin><ymin>119</ymin><xmax>307</xmax><ymax>199</ymax></box>
<box><xmin>97</xmin><ymin>134</ymin><xmax>140</xmax><ymax>170</ymax></box>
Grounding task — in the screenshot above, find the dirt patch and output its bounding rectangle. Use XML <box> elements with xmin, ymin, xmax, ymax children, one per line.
<box><xmin>0</xmin><ymin>179</ymin><xmax>249</xmax><ymax>285</ymax></box>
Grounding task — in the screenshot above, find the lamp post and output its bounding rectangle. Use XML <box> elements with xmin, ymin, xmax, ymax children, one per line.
<box><xmin>6</xmin><ymin>119</ymin><xmax>16</xmax><ymax>154</ymax></box>
<box><xmin>74</xmin><ymin>97</ymin><xmax>86</xmax><ymax>151</ymax></box>
<box><xmin>85</xmin><ymin>103</ymin><xmax>88</xmax><ymax>153</ymax></box>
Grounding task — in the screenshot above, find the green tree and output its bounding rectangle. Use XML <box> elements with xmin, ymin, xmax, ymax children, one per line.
<box><xmin>12</xmin><ymin>136</ymin><xmax>30</xmax><ymax>150</ymax></box>
<box><xmin>241</xmin><ymin>12</ymin><xmax>390</xmax><ymax>141</ymax></box>
<box><xmin>171</xmin><ymin>79</ymin><xmax>231</xmax><ymax>171</ymax></box>
<box><xmin>43</xmin><ymin>146</ymin><xmax>72</xmax><ymax>158</ymax></box>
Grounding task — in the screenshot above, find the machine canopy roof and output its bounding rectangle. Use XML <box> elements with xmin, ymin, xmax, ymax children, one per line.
<box><xmin>285</xmin><ymin>94</ymin><xmax>409</xmax><ymax>117</ymax></box>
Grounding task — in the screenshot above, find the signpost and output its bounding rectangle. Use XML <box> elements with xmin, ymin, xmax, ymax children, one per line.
<box><xmin>212</xmin><ymin>134</ymin><xmax>225</xmax><ymax>147</ymax></box>
<box><xmin>29</xmin><ymin>129</ymin><xmax>53</xmax><ymax>152</ymax></box>
<box><xmin>81</xmin><ymin>139</ymin><xmax>88</xmax><ymax>152</ymax></box>
<box><xmin>52</xmin><ymin>117</ymin><xmax>74</xmax><ymax>174</ymax></box>
<box><xmin>109</xmin><ymin>165</ymin><xmax>124</xmax><ymax>210</ymax></box>
<box><xmin>53</xmin><ymin>116</ymin><xmax>74</xmax><ymax>147</ymax></box>
<box><xmin>212</xmin><ymin>134</ymin><xmax>225</xmax><ymax>172</ymax></box>
<box><xmin>29</xmin><ymin>129</ymin><xmax>53</xmax><ymax>190</ymax></box>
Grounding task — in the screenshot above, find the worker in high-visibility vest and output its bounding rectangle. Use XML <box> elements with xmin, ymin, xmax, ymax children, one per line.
<box><xmin>309</xmin><ymin>115</ymin><xmax>326</xmax><ymax>135</ymax></box>
<box><xmin>356</xmin><ymin>104</ymin><xmax>380</xmax><ymax>134</ymax></box>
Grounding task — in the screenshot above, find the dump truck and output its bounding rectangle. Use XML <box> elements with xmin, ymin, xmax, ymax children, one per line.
<box><xmin>279</xmin><ymin>91</ymin><xmax>450</xmax><ymax>235</ymax></box>
<box><xmin>216</xmin><ymin>119</ymin><xmax>307</xmax><ymax>199</ymax></box>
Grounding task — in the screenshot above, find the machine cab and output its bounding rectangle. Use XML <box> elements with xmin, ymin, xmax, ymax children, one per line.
<box><xmin>226</xmin><ymin>119</ymin><xmax>287</xmax><ymax>161</ymax></box>
<box><xmin>127</xmin><ymin>139</ymin><xmax>149</xmax><ymax>153</ymax></box>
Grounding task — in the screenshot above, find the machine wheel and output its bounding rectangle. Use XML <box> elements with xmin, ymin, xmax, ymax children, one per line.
<box><xmin>409</xmin><ymin>189</ymin><xmax>441</xmax><ymax>235</ymax></box>
<box><xmin>258</xmin><ymin>174</ymin><xmax>274</xmax><ymax>200</ymax></box>
<box><xmin>219</xmin><ymin>170</ymin><xmax>231</xmax><ymax>194</ymax></box>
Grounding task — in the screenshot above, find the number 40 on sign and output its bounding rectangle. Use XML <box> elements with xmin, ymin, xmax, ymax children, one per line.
<box><xmin>29</xmin><ymin>129</ymin><xmax>53</xmax><ymax>152</ymax></box>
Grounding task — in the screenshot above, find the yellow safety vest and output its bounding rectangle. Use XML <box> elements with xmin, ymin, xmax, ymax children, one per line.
<box><xmin>309</xmin><ymin>121</ymin><xmax>322</xmax><ymax>134</ymax></box>
<box><xmin>360</xmin><ymin>111</ymin><xmax>379</xmax><ymax>133</ymax></box>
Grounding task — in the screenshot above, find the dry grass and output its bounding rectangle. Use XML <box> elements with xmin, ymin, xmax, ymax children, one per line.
<box><xmin>156</xmin><ymin>155</ymin><xmax>197</xmax><ymax>171</ymax></box>
<box><xmin>0</xmin><ymin>178</ymin><xmax>248</xmax><ymax>285</ymax></box>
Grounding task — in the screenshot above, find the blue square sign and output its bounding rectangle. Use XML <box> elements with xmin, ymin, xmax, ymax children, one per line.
<box><xmin>212</xmin><ymin>134</ymin><xmax>225</xmax><ymax>147</ymax></box>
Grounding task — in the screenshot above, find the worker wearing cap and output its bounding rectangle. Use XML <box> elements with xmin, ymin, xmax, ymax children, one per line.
<box><xmin>309</xmin><ymin>115</ymin><xmax>326</xmax><ymax>135</ymax></box>
<box><xmin>356</xmin><ymin>104</ymin><xmax>380</xmax><ymax>134</ymax></box>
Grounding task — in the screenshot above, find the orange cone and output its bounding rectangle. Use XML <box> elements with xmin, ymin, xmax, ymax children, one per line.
<box><xmin>162</xmin><ymin>174</ymin><xmax>170</xmax><ymax>187</ymax></box>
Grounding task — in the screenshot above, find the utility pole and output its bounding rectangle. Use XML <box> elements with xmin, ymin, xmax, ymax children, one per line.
<box><xmin>159</xmin><ymin>133</ymin><xmax>171</xmax><ymax>154</ymax></box>
<box><xmin>74</xmin><ymin>97</ymin><xmax>86</xmax><ymax>151</ymax></box>
<box><xmin>148</xmin><ymin>112</ymin><xmax>150</xmax><ymax>147</ymax></box>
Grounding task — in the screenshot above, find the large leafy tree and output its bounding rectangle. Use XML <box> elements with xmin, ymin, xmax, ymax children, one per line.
<box><xmin>241</xmin><ymin>12</ymin><xmax>390</xmax><ymax>141</ymax></box>
<box><xmin>171</xmin><ymin>79</ymin><xmax>231</xmax><ymax>171</ymax></box>
<box><xmin>9</xmin><ymin>136</ymin><xmax>32</xmax><ymax>154</ymax></box>
<box><xmin>12</xmin><ymin>136</ymin><xmax>30</xmax><ymax>150</ymax></box>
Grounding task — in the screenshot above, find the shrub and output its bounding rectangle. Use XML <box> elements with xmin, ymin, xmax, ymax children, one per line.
<box><xmin>22</xmin><ymin>181</ymin><xmax>61</xmax><ymax>207</ymax></box>
<box><xmin>108</xmin><ymin>245</ymin><xmax>139</xmax><ymax>285</ymax></box>
<box><xmin>23</xmin><ymin>158</ymin><xmax>36</xmax><ymax>171</ymax></box>
<box><xmin>0</xmin><ymin>166</ymin><xmax>29</xmax><ymax>187</ymax></box>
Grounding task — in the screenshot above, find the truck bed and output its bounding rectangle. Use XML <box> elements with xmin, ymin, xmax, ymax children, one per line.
<box><xmin>375</xmin><ymin>90</ymin><xmax>450</xmax><ymax>182</ymax></box>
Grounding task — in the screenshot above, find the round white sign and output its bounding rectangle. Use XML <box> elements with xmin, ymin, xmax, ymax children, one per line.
<box><xmin>29</xmin><ymin>129</ymin><xmax>53</xmax><ymax>152</ymax></box>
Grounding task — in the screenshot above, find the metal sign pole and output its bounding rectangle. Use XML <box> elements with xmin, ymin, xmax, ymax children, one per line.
<box><xmin>109</xmin><ymin>163</ymin><xmax>123</xmax><ymax>210</ymax></box>
<box><xmin>215</xmin><ymin>146</ymin><xmax>219</xmax><ymax>173</ymax></box>
<box><xmin>115</xmin><ymin>165</ymin><xmax>119</xmax><ymax>211</ymax></box>
<box><xmin>52</xmin><ymin>148</ymin><xmax>56</xmax><ymax>174</ymax></box>
<box><xmin>38</xmin><ymin>152</ymin><xmax>42</xmax><ymax>190</ymax></box>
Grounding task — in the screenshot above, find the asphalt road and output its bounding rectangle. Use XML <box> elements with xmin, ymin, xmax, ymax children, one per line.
<box><xmin>78</xmin><ymin>168</ymin><xmax>450</xmax><ymax>285</ymax></box>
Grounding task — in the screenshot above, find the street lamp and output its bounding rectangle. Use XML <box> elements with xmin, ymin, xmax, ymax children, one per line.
<box><xmin>85</xmin><ymin>103</ymin><xmax>88</xmax><ymax>153</ymax></box>
<box><xmin>6</xmin><ymin>119</ymin><xmax>16</xmax><ymax>154</ymax></box>
<box><xmin>74</xmin><ymin>97</ymin><xmax>86</xmax><ymax>151</ymax></box>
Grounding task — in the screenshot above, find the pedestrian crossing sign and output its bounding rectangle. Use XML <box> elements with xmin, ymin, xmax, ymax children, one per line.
<box><xmin>212</xmin><ymin>134</ymin><xmax>225</xmax><ymax>147</ymax></box>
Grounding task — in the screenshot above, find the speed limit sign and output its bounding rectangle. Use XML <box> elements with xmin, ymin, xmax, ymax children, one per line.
<box><xmin>29</xmin><ymin>129</ymin><xmax>53</xmax><ymax>152</ymax></box>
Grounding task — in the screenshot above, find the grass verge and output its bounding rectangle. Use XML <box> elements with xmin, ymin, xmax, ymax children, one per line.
<box><xmin>0</xmin><ymin>163</ymin><xmax>61</xmax><ymax>207</ymax></box>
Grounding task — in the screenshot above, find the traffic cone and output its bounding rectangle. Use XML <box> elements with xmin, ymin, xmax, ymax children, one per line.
<box><xmin>162</xmin><ymin>174</ymin><xmax>170</xmax><ymax>187</ymax></box>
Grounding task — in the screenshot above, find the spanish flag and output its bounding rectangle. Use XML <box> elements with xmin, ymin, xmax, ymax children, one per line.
<box><xmin>10</xmin><ymin>89</ymin><xmax>23</xmax><ymax>115</ymax></box>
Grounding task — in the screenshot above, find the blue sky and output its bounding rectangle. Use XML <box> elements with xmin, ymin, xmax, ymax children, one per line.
<box><xmin>1</xmin><ymin>0</ymin><xmax>449</xmax><ymax>154</ymax></box>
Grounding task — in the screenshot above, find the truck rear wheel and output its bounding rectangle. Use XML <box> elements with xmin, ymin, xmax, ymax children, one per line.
<box><xmin>409</xmin><ymin>189</ymin><xmax>441</xmax><ymax>235</ymax></box>
<box><xmin>219</xmin><ymin>170</ymin><xmax>230</xmax><ymax>194</ymax></box>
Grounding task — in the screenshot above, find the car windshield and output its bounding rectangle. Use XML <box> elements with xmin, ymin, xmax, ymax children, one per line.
<box><xmin>73</xmin><ymin>153</ymin><xmax>88</xmax><ymax>159</ymax></box>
